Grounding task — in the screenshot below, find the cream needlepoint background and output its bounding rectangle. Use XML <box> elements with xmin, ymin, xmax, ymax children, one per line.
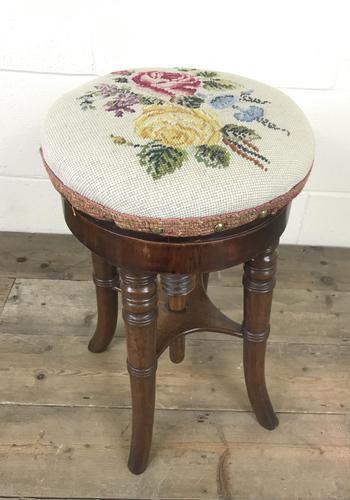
<box><xmin>41</xmin><ymin>68</ymin><xmax>314</xmax><ymax>236</ymax></box>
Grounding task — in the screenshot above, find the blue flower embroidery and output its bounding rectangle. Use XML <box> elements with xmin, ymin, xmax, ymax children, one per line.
<box><xmin>78</xmin><ymin>69</ymin><xmax>291</xmax><ymax>180</ymax></box>
<box><xmin>234</xmin><ymin>105</ymin><xmax>264</xmax><ymax>122</ymax></box>
<box><xmin>210</xmin><ymin>95</ymin><xmax>237</xmax><ymax>109</ymax></box>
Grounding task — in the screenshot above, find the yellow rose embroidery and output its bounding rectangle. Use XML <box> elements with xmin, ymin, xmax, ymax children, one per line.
<box><xmin>80</xmin><ymin>69</ymin><xmax>288</xmax><ymax>179</ymax></box>
<box><xmin>134</xmin><ymin>105</ymin><xmax>221</xmax><ymax>148</ymax></box>
<box><xmin>110</xmin><ymin>135</ymin><xmax>126</xmax><ymax>144</ymax></box>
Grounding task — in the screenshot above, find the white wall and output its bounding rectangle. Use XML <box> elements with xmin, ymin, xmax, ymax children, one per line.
<box><xmin>0</xmin><ymin>0</ymin><xmax>349</xmax><ymax>245</ymax></box>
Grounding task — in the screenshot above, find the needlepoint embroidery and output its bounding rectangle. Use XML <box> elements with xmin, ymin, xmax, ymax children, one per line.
<box><xmin>77</xmin><ymin>68</ymin><xmax>291</xmax><ymax>180</ymax></box>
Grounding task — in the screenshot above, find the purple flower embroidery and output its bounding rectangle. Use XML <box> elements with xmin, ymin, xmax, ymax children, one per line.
<box><xmin>105</xmin><ymin>92</ymin><xmax>139</xmax><ymax>117</ymax></box>
<box><xmin>94</xmin><ymin>84</ymin><xmax>121</xmax><ymax>98</ymax></box>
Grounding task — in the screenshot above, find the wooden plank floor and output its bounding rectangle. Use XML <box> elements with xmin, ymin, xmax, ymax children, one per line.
<box><xmin>0</xmin><ymin>232</ymin><xmax>349</xmax><ymax>500</ymax></box>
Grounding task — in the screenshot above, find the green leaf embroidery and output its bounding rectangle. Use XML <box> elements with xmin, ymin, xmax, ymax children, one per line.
<box><xmin>175</xmin><ymin>67</ymin><xmax>199</xmax><ymax>72</ymax></box>
<box><xmin>221</xmin><ymin>124</ymin><xmax>261</xmax><ymax>142</ymax></box>
<box><xmin>77</xmin><ymin>92</ymin><xmax>98</xmax><ymax>110</ymax></box>
<box><xmin>138</xmin><ymin>95</ymin><xmax>165</xmax><ymax>105</ymax></box>
<box><xmin>221</xmin><ymin>125</ymin><xmax>270</xmax><ymax>169</ymax></box>
<box><xmin>80</xmin><ymin>102</ymin><xmax>96</xmax><ymax>111</ymax></box>
<box><xmin>175</xmin><ymin>95</ymin><xmax>205</xmax><ymax>108</ymax></box>
<box><xmin>195</xmin><ymin>71</ymin><xmax>218</xmax><ymax>78</ymax></box>
<box><xmin>195</xmin><ymin>145</ymin><xmax>230</xmax><ymax>168</ymax></box>
<box><xmin>113</xmin><ymin>77</ymin><xmax>129</xmax><ymax>83</ymax></box>
<box><xmin>202</xmin><ymin>78</ymin><xmax>239</xmax><ymax>90</ymax></box>
<box><xmin>137</xmin><ymin>143</ymin><xmax>188</xmax><ymax>180</ymax></box>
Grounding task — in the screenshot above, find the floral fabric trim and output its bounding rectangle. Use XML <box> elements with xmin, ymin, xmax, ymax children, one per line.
<box><xmin>41</xmin><ymin>149</ymin><xmax>311</xmax><ymax>238</ymax></box>
<box><xmin>77</xmin><ymin>69</ymin><xmax>291</xmax><ymax>179</ymax></box>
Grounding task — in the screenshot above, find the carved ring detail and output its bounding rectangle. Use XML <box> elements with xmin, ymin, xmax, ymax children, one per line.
<box><xmin>127</xmin><ymin>360</ymin><xmax>157</xmax><ymax>378</ymax></box>
<box><xmin>93</xmin><ymin>275</ymin><xmax>119</xmax><ymax>289</ymax></box>
<box><xmin>161</xmin><ymin>273</ymin><xmax>195</xmax><ymax>296</ymax></box>
<box><xmin>122</xmin><ymin>310</ymin><xmax>157</xmax><ymax>327</ymax></box>
<box><xmin>242</xmin><ymin>276</ymin><xmax>276</xmax><ymax>293</ymax></box>
<box><xmin>242</xmin><ymin>325</ymin><xmax>270</xmax><ymax>343</ymax></box>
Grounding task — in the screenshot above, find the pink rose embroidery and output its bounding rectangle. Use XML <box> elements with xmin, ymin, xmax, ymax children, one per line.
<box><xmin>132</xmin><ymin>71</ymin><xmax>200</xmax><ymax>97</ymax></box>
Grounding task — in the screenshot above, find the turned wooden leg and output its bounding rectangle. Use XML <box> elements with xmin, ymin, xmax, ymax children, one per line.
<box><xmin>88</xmin><ymin>252</ymin><xmax>119</xmax><ymax>353</ymax></box>
<box><xmin>120</xmin><ymin>270</ymin><xmax>158</xmax><ymax>474</ymax></box>
<box><xmin>202</xmin><ymin>272</ymin><xmax>210</xmax><ymax>291</ymax></box>
<box><xmin>161</xmin><ymin>274</ymin><xmax>194</xmax><ymax>363</ymax></box>
<box><xmin>242</xmin><ymin>245</ymin><xmax>279</xmax><ymax>430</ymax></box>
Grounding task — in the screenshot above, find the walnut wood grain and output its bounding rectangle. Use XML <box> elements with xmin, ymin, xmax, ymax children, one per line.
<box><xmin>64</xmin><ymin>200</ymin><xmax>288</xmax><ymax>274</ymax></box>
<box><xmin>120</xmin><ymin>270</ymin><xmax>158</xmax><ymax>474</ymax></box>
<box><xmin>62</xmin><ymin>197</ymin><xmax>289</xmax><ymax>473</ymax></box>
<box><xmin>156</xmin><ymin>276</ymin><xmax>242</xmax><ymax>358</ymax></box>
<box><xmin>160</xmin><ymin>273</ymin><xmax>194</xmax><ymax>363</ymax></box>
<box><xmin>242</xmin><ymin>245</ymin><xmax>279</xmax><ymax>430</ymax></box>
<box><xmin>202</xmin><ymin>272</ymin><xmax>210</xmax><ymax>291</ymax></box>
<box><xmin>88</xmin><ymin>253</ymin><xmax>119</xmax><ymax>353</ymax></box>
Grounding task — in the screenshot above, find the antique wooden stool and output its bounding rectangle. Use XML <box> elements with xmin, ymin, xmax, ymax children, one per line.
<box><xmin>41</xmin><ymin>68</ymin><xmax>314</xmax><ymax>474</ymax></box>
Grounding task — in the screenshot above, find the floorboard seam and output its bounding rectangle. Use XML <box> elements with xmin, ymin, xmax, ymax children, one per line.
<box><xmin>0</xmin><ymin>332</ymin><xmax>348</xmax><ymax>349</ymax></box>
<box><xmin>0</xmin><ymin>278</ymin><xmax>15</xmax><ymax>316</ymax></box>
<box><xmin>0</xmin><ymin>402</ymin><xmax>346</xmax><ymax>416</ymax></box>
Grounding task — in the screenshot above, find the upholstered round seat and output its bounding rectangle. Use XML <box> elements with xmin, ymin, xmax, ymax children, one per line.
<box><xmin>41</xmin><ymin>68</ymin><xmax>314</xmax><ymax>237</ymax></box>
